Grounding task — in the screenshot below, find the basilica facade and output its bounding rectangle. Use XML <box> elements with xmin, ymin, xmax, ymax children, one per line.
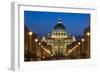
<box><xmin>41</xmin><ymin>18</ymin><xmax>76</xmax><ymax>56</ymax></box>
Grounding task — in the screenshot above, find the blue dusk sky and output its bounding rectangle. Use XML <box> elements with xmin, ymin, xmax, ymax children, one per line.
<box><xmin>24</xmin><ymin>11</ymin><xmax>90</xmax><ymax>37</ymax></box>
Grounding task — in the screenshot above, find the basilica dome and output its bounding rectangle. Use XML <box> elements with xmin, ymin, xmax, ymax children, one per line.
<box><xmin>51</xmin><ymin>18</ymin><xmax>68</xmax><ymax>38</ymax></box>
<box><xmin>54</xmin><ymin>18</ymin><xmax>65</xmax><ymax>30</ymax></box>
<box><xmin>41</xmin><ymin>18</ymin><xmax>76</xmax><ymax>56</ymax></box>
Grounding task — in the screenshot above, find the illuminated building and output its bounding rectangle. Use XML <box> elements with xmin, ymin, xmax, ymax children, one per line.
<box><xmin>81</xmin><ymin>27</ymin><xmax>90</xmax><ymax>58</ymax></box>
<box><xmin>66</xmin><ymin>27</ymin><xmax>90</xmax><ymax>59</ymax></box>
<box><xmin>41</xmin><ymin>18</ymin><xmax>76</xmax><ymax>56</ymax></box>
<box><xmin>24</xmin><ymin>25</ymin><xmax>38</xmax><ymax>61</ymax></box>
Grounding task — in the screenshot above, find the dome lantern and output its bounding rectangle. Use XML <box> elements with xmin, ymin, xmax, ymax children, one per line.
<box><xmin>54</xmin><ymin>18</ymin><xmax>65</xmax><ymax>30</ymax></box>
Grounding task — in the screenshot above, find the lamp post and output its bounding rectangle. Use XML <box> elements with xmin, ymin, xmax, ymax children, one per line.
<box><xmin>76</xmin><ymin>45</ymin><xmax>78</xmax><ymax>48</ymax></box>
<box><xmin>28</xmin><ymin>32</ymin><xmax>33</xmax><ymax>52</ymax></box>
<box><xmin>81</xmin><ymin>38</ymin><xmax>85</xmax><ymax>58</ymax></box>
<box><xmin>87</xmin><ymin>32</ymin><xmax>90</xmax><ymax>36</ymax></box>
<box><xmin>28</xmin><ymin>32</ymin><xmax>32</xmax><ymax>35</ymax></box>
<box><xmin>78</xmin><ymin>42</ymin><xmax>81</xmax><ymax>58</ymax></box>
<box><xmin>28</xmin><ymin>32</ymin><xmax>33</xmax><ymax>61</ymax></box>
<box><xmin>35</xmin><ymin>38</ymin><xmax>39</xmax><ymax>61</ymax></box>
<box><xmin>86</xmin><ymin>32</ymin><xmax>90</xmax><ymax>58</ymax></box>
<box><xmin>38</xmin><ymin>42</ymin><xmax>41</xmax><ymax>60</ymax></box>
<box><xmin>81</xmin><ymin>38</ymin><xmax>85</xmax><ymax>42</ymax></box>
<box><xmin>78</xmin><ymin>42</ymin><xmax>80</xmax><ymax>45</ymax></box>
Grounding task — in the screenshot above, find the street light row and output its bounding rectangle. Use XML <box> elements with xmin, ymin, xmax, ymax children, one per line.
<box><xmin>28</xmin><ymin>32</ymin><xmax>33</xmax><ymax>36</ymax></box>
<box><xmin>28</xmin><ymin>31</ymin><xmax>52</xmax><ymax>55</ymax></box>
<box><xmin>67</xmin><ymin>32</ymin><xmax>90</xmax><ymax>55</ymax></box>
<box><xmin>35</xmin><ymin>38</ymin><xmax>51</xmax><ymax>55</ymax></box>
<box><xmin>28</xmin><ymin>31</ymin><xmax>90</xmax><ymax>57</ymax></box>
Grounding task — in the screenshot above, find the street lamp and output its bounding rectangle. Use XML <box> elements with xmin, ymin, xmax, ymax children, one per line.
<box><xmin>39</xmin><ymin>42</ymin><xmax>41</xmax><ymax>46</ymax></box>
<box><xmin>51</xmin><ymin>54</ymin><xmax>54</xmax><ymax>56</ymax></box>
<box><xmin>81</xmin><ymin>38</ymin><xmax>85</xmax><ymax>58</ymax></box>
<box><xmin>87</xmin><ymin>32</ymin><xmax>90</xmax><ymax>36</ymax></box>
<box><xmin>81</xmin><ymin>38</ymin><xmax>84</xmax><ymax>42</ymax></box>
<box><xmin>78</xmin><ymin>42</ymin><xmax>80</xmax><ymax>45</ymax></box>
<box><xmin>74</xmin><ymin>46</ymin><xmax>76</xmax><ymax>49</ymax></box>
<box><xmin>35</xmin><ymin>38</ymin><xmax>39</xmax><ymax>61</ymax></box>
<box><xmin>41</xmin><ymin>45</ymin><xmax>43</xmax><ymax>48</ymax></box>
<box><xmin>76</xmin><ymin>45</ymin><xmax>78</xmax><ymax>48</ymax></box>
<box><xmin>28</xmin><ymin>32</ymin><xmax>33</xmax><ymax>61</ymax></box>
<box><xmin>35</xmin><ymin>38</ymin><xmax>38</xmax><ymax>42</ymax></box>
<box><xmin>38</xmin><ymin>42</ymin><xmax>42</xmax><ymax>59</ymax></box>
<box><xmin>78</xmin><ymin>42</ymin><xmax>81</xmax><ymax>58</ymax></box>
<box><xmin>28</xmin><ymin>32</ymin><xmax>33</xmax><ymax>51</ymax></box>
<box><xmin>28</xmin><ymin>32</ymin><xmax>32</xmax><ymax>36</ymax></box>
<box><xmin>86</xmin><ymin>32</ymin><xmax>90</xmax><ymax>58</ymax></box>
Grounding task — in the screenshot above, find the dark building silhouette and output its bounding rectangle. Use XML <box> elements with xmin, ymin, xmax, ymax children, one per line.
<box><xmin>66</xmin><ymin>27</ymin><xmax>90</xmax><ymax>59</ymax></box>
<box><xmin>24</xmin><ymin>25</ymin><xmax>38</xmax><ymax>61</ymax></box>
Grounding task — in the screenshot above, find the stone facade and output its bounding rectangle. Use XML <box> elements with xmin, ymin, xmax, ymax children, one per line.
<box><xmin>41</xmin><ymin>18</ymin><xmax>76</xmax><ymax>56</ymax></box>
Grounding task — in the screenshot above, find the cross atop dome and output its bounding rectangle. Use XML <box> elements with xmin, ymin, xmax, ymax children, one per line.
<box><xmin>57</xmin><ymin>17</ymin><xmax>62</xmax><ymax>24</ymax></box>
<box><xmin>54</xmin><ymin>17</ymin><xmax>65</xmax><ymax>30</ymax></box>
<box><xmin>58</xmin><ymin>17</ymin><xmax>61</xmax><ymax>20</ymax></box>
